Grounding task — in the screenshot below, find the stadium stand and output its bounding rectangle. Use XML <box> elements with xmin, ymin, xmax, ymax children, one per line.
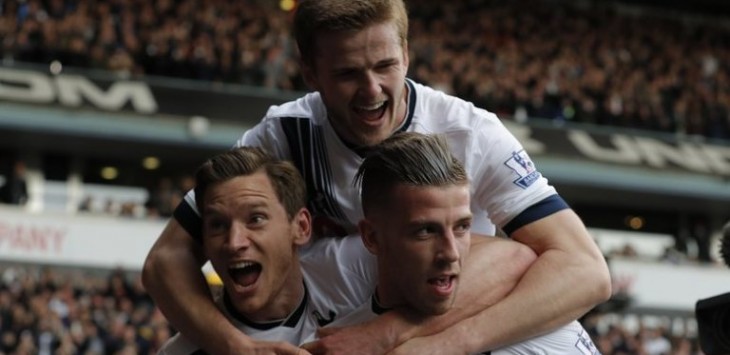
<box><xmin>0</xmin><ymin>0</ymin><xmax>729</xmax><ymax>353</ymax></box>
<box><xmin>0</xmin><ymin>263</ymin><xmax>171</xmax><ymax>354</ymax></box>
<box><xmin>1</xmin><ymin>0</ymin><xmax>729</xmax><ymax>139</ymax></box>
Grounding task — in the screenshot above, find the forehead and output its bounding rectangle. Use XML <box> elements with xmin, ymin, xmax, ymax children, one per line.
<box><xmin>384</xmin><ymin>183</ymin><xmax>471</xmax><ymax>220</ymax></box>
<box><xmin>312</xmin><ymin>22</ymin><xmax>402</xmax><ymax>65</ymax></box>
<box><xmin>202</xmin><ymin>171</ymin><xmax>279</xmax><ymax>210</ymax></box>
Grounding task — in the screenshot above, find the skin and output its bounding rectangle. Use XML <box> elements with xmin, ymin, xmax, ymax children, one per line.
<box><xmin>302</xmin><ymin>185</ymin><xmax>535</xmax><ymax>355</ymax></box>
<box><xmin>359</xmin><ymin>184</ymin><xmax>472</xmax><ymax>316</ymax></box>
<box><xmin>148</xmin><ymin>172</ymin><xmax>313</xmax><ymax>355</ymax></box>
<box><xmin>297</xmin><ymin>22</ymin><xmax>611</xmax><ymax>355</ymax></box>
<box><xmin>143</xmin><ymin>17</ymin><xmax>611</xmax><ymax>355</ymax></box>
<box><xmin>301</xmin><ymin>21</ymin><xmax>410</xmax><ymax>148</ymax></box>
<box><xmin>201</xmin><ymin>172</ymin><xmax>311</xmax><ymax>322</ymax></box>
<box><xmin>388</xmin><ymin>209</ymin><xmax>610</xmax><ymax>355</ymax></box>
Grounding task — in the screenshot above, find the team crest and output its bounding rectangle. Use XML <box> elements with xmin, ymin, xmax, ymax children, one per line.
<box><xmin>574</xmin><ymin>330</ymin><xmax>600</xmax><ymax>355</ymax></box>
<box><xmin>504</xmin><ymin>150</ymin><xmax>540</xmax><ymax>189</ymax></box>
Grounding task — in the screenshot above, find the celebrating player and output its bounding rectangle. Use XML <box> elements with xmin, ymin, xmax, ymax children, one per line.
<box><xmin>303</xmin><ymin>132</ymin><xmax>599</xmax><ymax>355</ymax></box>
<box><xmin>143</xmin><ymin>0</ymin><xmax>611</xmax><ymax>353</ymax></box>
<box><xmin>158</xmin><ymin>146</ymin><xmax>536</xmax><ymax>354</ymax></box>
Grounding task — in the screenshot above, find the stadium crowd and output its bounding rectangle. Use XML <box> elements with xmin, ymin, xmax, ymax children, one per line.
<box><xmin>0</xmin><ymin>0</ymin><xmax>723</xmax><ymax>353</ymax></box>
<box><xmin>0</xmin><ymin>265</ymin><xmax>171</xmax><ymax>354</ymax></box>
<box><xmin>0</xmin><ymin>264</ymin><xmax>706</xmax><ymax>355</ymax></box>
<box><xmin>0</xmin><ymin>0</ymin><xmax>729</xmax><ymax>140</ymax></box>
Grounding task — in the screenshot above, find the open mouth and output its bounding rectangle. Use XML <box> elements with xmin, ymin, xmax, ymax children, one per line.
<box><xmin>228</xmin><ymin>261</ymin><xmax>262</xmax><ymax>288</ymax></box>
<box><xmin>353</xmin><ymin>101</ymin><xmax>388</xmax><ymax>123</ymax></box>
<box><xmin>427</xmin><ymin>275</ymin><xmax>456</xmax><ymax>295</ymax></box>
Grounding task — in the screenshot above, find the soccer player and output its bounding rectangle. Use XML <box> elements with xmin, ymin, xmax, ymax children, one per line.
<box><xmin>158</xmin><ymin>146</ymin><xmax>535</xmax><ymax>354</ymax></box>
<box><xmin>143</xmin><ymin>0</ymin><xmax>611</xmax><ymax>353</ymax></box>
<box><xmin>158</xmin><ymin>146</ymin><xmax>373</xmax><ymax>354</ymax></box>
<box><xmin>303</xmin><ymin>132</ymin><xmax>599</xmax><ymax>355</ymax></box>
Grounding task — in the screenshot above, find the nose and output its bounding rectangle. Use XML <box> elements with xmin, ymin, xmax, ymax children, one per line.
<box><xmin>358</xmin><ymin>71</ymin><xmax>382</xmax><ymax>99</ymax></box>
<box><xmin>226</xmin><ymin>221</ymin><xmax>252</xmax><ymax>252</ymax></box>
<box><xmin>436</xmin><ymin>232</ymin><xmax>461</xmax><ymax>264</ymax></box>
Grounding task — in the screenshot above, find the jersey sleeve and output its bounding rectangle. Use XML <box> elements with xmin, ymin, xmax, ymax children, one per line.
<box><xmin>234</xmin><ymin>116</ymin><xmax>292</xmax><ymax>160</ymax></box>
<box><xmin>300</xmin><ymin>236</ymin><xmax>378</xmax><ymax>307</ymax></box>
<box><xmin>466</xmin><ymin>109</ymin><xmax>567</xmax><ymax>235</ymax></box>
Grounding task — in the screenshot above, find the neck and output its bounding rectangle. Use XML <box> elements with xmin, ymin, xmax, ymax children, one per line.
<box><xmin>240</xmin><ymin>262</ymin><xmax>305</xmax><ymax>322</ymax></box>
<box><xmin>394</xmin><ymin>81</ymin><xmax>409</xmax><ymax>129</ymax></box>
<box><xmin>375</xmin><ymin>272</ymin><xmax>402</xmax><ymax>310</ymax></box>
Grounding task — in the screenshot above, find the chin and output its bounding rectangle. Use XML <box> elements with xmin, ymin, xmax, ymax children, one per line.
<box><xmin>360</xmin><ymin>132</ymin><xmax>391</xmax><ymax>147</ymax></box>
<box><xmin>425</xmin><ymin>306</ymin><xmax>450</xmax><ymax>316</ymax></box>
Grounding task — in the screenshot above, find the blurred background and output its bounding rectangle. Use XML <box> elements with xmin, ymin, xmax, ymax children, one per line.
<box><xmin>0</xmin><ymin>0</ymin><xmax>728</xmax><ymax>353</ymax></box>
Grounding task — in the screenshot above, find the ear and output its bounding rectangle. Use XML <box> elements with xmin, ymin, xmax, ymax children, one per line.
<box><xmin>292</xmin><ymin>208</ymin><xmax>312</xmax><ymax>246</ymax></box>
<box><xmin>300</xmin><ymin>60</ymin><xmax>319</xmax><ymax>92</ymax></box>
<box><xmin>358</xmin><ymin>218</ymin><xmax>379</xmax><ymax>255</ymax></box>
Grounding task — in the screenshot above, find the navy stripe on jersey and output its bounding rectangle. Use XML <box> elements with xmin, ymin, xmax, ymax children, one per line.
<box><xmin>174</xmin><ymin>200</ymin><xmax>203</xmax><ymax>243</ymax></box>
<box><xmin>223</xmin><ymin>284</ymin><xmax>309</xmax><ymax>330</ymax></box>
<box><xmin>311</xmin><ymin>122</ymin><xmax>346</xmax><ymax>223</ymax></box>
<box><xmin>280</xmin><ymin>117</ymin><xmax>315</xmax><ymax>201</ymax></box>
<box><xmin>502</xmin><ymin>194</ymin><xmax>569</xmax><ymax>236</ymax></box>
<box><xmin>371</xmin><ymin>292</ymin><xmax>391</xmax><ymax>315</ymax></box>
<box><xmin>280</xmin><ymin>117</ymin><xmax>348</xmax><ymax>224</ymax></box>
<box><xmin>401</xmin><ymin>78</ymin><xmax>417</xmax><ymax>134</ymax></box>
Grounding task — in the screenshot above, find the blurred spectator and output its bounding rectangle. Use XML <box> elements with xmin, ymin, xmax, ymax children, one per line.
<box><xmin>0</xmin><ymin>160</ymin><xmax>28</xmax><ymax>205</ymax></box>
<box><xmin>582</xmin><ymin>311</ymin><xmax>704</xmax><ymax>355</ymax></box>
<box><xmin>144</xmin><ymin>177</ymin><xmax>182</xmax><ymax>218</ymax></box>
<box><xmin>641</xmin><ymin>326</ymin><xmax>672</xmax><ymax>355</ymax></box>
<box><xmin>75</xmin><ymin>174</ymin><xmax>189</xmax><ymax>219</ymax></box>
<box><xmin>689</xmin><ymin>215</ymin><xmax>712</xmax><ymax>263</ymax></box>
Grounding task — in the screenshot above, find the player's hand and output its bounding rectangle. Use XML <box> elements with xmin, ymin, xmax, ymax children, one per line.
<box><xmin>300</xmin><ymin>324</ymin><xmax>395</xmax><ymax>355</ymax></box>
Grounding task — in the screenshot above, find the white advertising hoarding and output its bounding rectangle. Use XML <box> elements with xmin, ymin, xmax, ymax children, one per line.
<box><xmin>0</xmin><ymin>206</ymin><xmax>164</xmax><ymax>270</ymax></box>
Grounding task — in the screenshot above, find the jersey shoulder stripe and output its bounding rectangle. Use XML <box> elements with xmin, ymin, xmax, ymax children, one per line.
<box><xmin>222</xmin><ymin>284</ymin><xmax>309</xmax><ymax>330</ymax></box>
<box><xmin>502</xmin><ymin>194</ymin><xmax>568</xmax><ymax>235</ymax></box>
<box><xmin>279</xmin><ymin>117</ymin><xmax>348</xmax><ymax>225</ymax></box>
<box><xmin>174</xmin><ymin>196</ymin><xmax>203</xmax><ymax>242</ymax></box>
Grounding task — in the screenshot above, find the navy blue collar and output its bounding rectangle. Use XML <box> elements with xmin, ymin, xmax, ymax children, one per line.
<box><xmin>371</xmin><ymin>288</ymin><xmax>392</xmax><ymax>315</ymax></box>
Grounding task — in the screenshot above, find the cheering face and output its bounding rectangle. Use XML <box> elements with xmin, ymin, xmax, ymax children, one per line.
<box><xmin>201</xmin><ymin>171</ymin><xmax>310</xmax><ymax>321</ymax></box>
<box><xmin>302</xmin><ymin>21</ymin><xmax>410</xmax><ymax>148</ymax></box>
<box><xmin>362</xmin><ymin>184</ymin><xmax>472</xmax><ymax>316</ymax></box>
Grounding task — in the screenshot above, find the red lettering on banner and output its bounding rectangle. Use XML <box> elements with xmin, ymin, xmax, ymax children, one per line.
<box><xmin>0</xmin><ymin>221</ymin><xmax>67</xmax><ymax>254</ymax></box>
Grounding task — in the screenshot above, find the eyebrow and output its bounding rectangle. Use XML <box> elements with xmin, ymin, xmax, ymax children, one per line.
<box><xmin>204</xmin><ymin>200</ymin><xmax>271</xmax><ymax>216</ymax></box>
<box><xmin>332</xmin><ymin>56</ymin><xmax>400</xmax><ymax>73</ymax></box>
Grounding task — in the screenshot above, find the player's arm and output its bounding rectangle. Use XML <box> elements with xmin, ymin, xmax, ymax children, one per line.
<box><xmin>392</xmin><ymin>208</ymin><xmax>612</xmax><ymax>354</ymax></box>
<box><xmin>302</xmin><ymin>235</ymin><xmax>537</xmax><ymax>355</ymax></box>
<box><xmin>143</xmin><ymin>219</ymin><xmax>257</xmax><ymax>354</ymax></box>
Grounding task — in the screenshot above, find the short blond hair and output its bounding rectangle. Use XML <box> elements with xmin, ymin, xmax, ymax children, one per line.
<box><xmin>355</xmin><ymin>132</ymin><xmax>467</xmax><ymax>217</ymax></box>
<box><xmin>294</xmin><ymin>0</ymin><xmax>408</xmax><ymax>66</ymax></box>
<box><xmin>194</xmin><ymin>147</ymin><xmax>306</xmax><ymax>221</ymax></box>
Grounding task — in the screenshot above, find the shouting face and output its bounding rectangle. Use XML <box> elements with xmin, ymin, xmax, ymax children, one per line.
<box><xmin>201</xmin><ymin>171</ymin><xmax>310</xmax><ymax>321</ymax></box>
<box><xmin>302</xmin><ymin>21</ymin><xmax>410</xmax><ymax>148</ymax></box>
<box><xmin>360</xmin><ymin>183</ymin><xmax>472</xmax><ymax>315</ymax></box>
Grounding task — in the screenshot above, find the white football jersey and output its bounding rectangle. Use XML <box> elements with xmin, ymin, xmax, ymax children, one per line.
<box><xmin>329</xmin><ymin>297</ymin><xmax>600</xmax><ymax>355</ymax></box>
<box><xmin>158</xmin><ymin>237</ymin><xmax>377</xmax><ymax>354</ymax></box>
<box><xmin>176</xmin><ymin>79</ymin><xmax>563</xmax><ymax>240</ymax></box>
